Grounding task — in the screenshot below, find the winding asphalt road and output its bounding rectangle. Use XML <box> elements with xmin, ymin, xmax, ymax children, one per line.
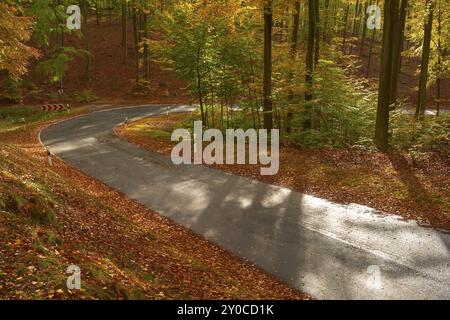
<box><xmin>40</xmin><ymin>104</ymin><xmax>450</xmax><ymax>300</ymax></box>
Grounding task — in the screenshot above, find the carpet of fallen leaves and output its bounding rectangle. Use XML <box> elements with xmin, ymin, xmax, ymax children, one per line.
<box><xmin>117</xmin><ymin>114</ymin><xmax>450</xmax><ymax>231</ymax></box>
<box><xmin>0</xmin><ymin>113</ymin><xmax>309</xmax><ymax>300</ymax></box>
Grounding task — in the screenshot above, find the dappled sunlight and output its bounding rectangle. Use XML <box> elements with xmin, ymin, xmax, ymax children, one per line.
<box><xmin>38</xmin><ymin>105</ymin><xmax>450</xmax><ymax>300</ymax></box>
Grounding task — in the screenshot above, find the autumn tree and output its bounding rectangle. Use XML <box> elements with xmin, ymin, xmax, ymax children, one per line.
<box><xmin>0</xmin><ymin>3</ymin><xmax>40</xmax><ymax>80</ymax></box>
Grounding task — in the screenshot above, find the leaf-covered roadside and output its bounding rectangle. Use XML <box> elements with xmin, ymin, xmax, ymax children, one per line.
<box><xmin>0</xmin><ymin>115</ymin><xmax>309</xmax><ymax>300</ymax></box>
<box><xmin>117</xmin><ymin>113</ymin><xmax>450</xmax><ymax>231</ymax></box>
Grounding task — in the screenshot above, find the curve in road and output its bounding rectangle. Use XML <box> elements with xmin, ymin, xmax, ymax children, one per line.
<box><xmin>40</xmin><ymin>104</ymin><xmax>450</xmax><ymax>300</ymax></box>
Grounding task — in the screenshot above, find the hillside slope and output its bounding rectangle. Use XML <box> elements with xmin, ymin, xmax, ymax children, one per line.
<box><xmin>0</xmin><ymin>108</ymin><xmax>307</xmax><ymax>300</ymax></box>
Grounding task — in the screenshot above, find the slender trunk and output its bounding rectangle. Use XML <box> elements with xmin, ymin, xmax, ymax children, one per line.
<box><xmin>314</xmin><ymin>0</ymin><xmax>320</xmax><ymax>66</ymax></box>
<box><xmin>436</xmin><ymin>1</ymin><xmax>442</xmax><ymax>115</ymax></box>
<box><xmin>342</xmin><ymin>3</ymin><xmax>350</xmax><ymax>51</ymax></box>
<box><xmin>56</xmin><ymin>0</ymin><xmax>64</xmax><ymax>92</ymax></box>
<box><xmin>80</xmin><ymin>0</ymin><xmax>91</xmax><ymax>79</ymax></box>
<box><xmin>109</xmin><ymin>0</ymin><xmax>112</xmax><ymax>23</ymax></box>
<box><xmin>389</xmin><ymin>0</ymin><xmax>408</xmax><ymax>107</ymax></box>
<box><xmin>305</xmin><ymin>0</ymin><xmax>317</xmax><ymax>129</ymax></box>
<box><xmin>290</xmin><ymin>1</ymin><xmax>301</xmax><ymax>57</ymax></box>
<box><xmin>143</xmin><ymin>13</ymin><xmax>149</xmax><ymax>81</ymax></box>
<box><xmin>122</xmin><ymin>1</ymin><xmax>128</xmax><ymax>65</ymax></box>
<box><xmin>349</xmin><ymin>0</ymin><xmax>360</xmax><ymax>55</ymax></box>
<box><xmin>263</xmin><ymin>0</ymin><xmax>273</xmax><ymax>131</ymax></box>
<box><xmin>415</xmin><ymin>0</ymin><xmax>434</xmax><ymax>119</ymax></box>
<box><xmin>196</xmin><ymin>47</ymin><xmax>205</xmax><ymax>125</ymax></box>
<box><xmin>96</xmin><ymin>1</ymin><xmax>100</xmax><ymax>25</ymax></box>
<box><xmin>287</xmin><ymin>0</ymin><xmax>301</xmax><ymax>134</ymax></box>
<box><xmin>323</xmin><ymin>0</ymin><xmax>330</xmax><ymax>41</ymax></box>
<box><xmin>208</xmin><ymin>67</ymin><xmax>215</xmax><ymax>128</ymax></box>
<box><xmin>133</xmin><ymin>7</ymin><xmax>140</xmax><ymax>84</ymax></box>
<box><xmin>359</xmin><ymin>1</ymin><xmax>369</xmax><ymax>59</ymax></box>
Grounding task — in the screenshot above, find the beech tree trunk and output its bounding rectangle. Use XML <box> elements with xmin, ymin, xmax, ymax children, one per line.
<box><xmin>305</xmin><ymin>0</ymin><xmax>317</xmax><ymax>129</ymax></box>
<box><xmin>416</xmin><ymin>0</ymin><xmax>434</xmax><ymax>119</ymax></box>
<box><xmin>374</xmin><ymin>0</ymin><xmax>399</xmax><ymax>151</ymax></box>
<box><xmin>80</xmin><ymin>0</ymin><xmax>91</xmax><ymax>79</ymax></box>
<box><xmin>263</xmin><ymin>0</ymin><xmax>273</xmax><ymax>131</ymax></box>
<box><xmin>287</xmin><ymin>0</ymin><xmax>301</xmax><ymax>134</ymax></box>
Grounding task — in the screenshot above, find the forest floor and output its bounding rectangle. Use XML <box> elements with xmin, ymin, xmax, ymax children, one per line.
<box><xmin>0</xmin><ymin>106</ymin><xmax>309</xmax><ymax>300</ymax></box>
<box><xmin>0</xmin><ymin>16</ymin><xmax>190</xmax><ymax>106</ymax></box>
<box><xmin>117</xmin><ymin>113</ymin><xmax>450</xmax><ymax>231</ymax></box>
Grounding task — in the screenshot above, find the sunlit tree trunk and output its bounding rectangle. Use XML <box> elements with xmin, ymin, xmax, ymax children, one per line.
<box><xmin>263</xmin><ymin>0</ymin><xmax>273</xmax><ymax>130</ymax></box>
<box><xmin>436</xmin><ymin>0</ymin><xmax>442</xmax><ymax>116</ymax></box>
<box><xmin>416</xmin><ymin>0</ymin><xmax>434</xmax><ymax>119</ymax></box>
<box><xmin>287</xmin><ymin>0</ymin><xmax>301</xmax><ymax>134</ymax></box>
<box><xmin>305</xmin><ymin>0</ymin><xmax>317</xmax><ymax>129</ymax></box>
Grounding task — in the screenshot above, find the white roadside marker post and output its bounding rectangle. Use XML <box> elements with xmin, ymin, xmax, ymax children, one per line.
<box><xmin>66</xmin><ymin>104</ymin><xmax>70</xmax><ymax>115</ymax></box>
<box><xmin>46</xmin><ymin>149</ymin><xmax>53</xmax><ymax>166</ymax></box>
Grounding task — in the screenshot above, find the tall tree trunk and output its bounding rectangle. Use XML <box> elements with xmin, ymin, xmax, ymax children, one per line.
<box><xmin>287</xmin><ymin>0</ymin><xmax>301</xmax><ymax>134</ymax></box>
<box><xmin>436</xmin><ymin>0</ymin><xmax>442</xmax><ymax>116</ymax></box>
<box><xmin>80</xmin><ymin>0</ymin><xmax>91</xmax><ymax>79</ymax></box>
<box><xmin>143</xmin><ymin>13</ymin><xmax>149</xmax><ymax>81</ymax></box>
<box><xmin>342</xmin><ymin>3</ymin><xmax>350</xmax><ymax>51</ymax></box>
<box><xmin>56</xmin><ymin>0</ymin><xmax>64</xmax><ymax>92</ymax></box>
<box><xmin>109</xmin><ymin>0</ymin><xmax>112</xmax><ymax>23</ymax></box>
<box><xmin>322</xmin><ymin>0</ymin><xmax>330</xmax><ymax>41</ymax></box>
<box><xmin>196</xmin><ymin>45</ymin><xmax>205</xmax><ymax>125</ymax></box>
<box><xmin>133</xmin><ymin>7</ymin><xmax>140</xmax><ymax>84</ymax></box>
<box><xmin>305</xmin><ymin>0</ymin><xmax>317</xmax><ymax>129</ymax></box>
<box><xmin>263</xmin><ymin>0</ymin><xmax>273</xmax><ymax>131</ymax></box>
<box><xmin>314</xmin><ymin>0</ymin><xmax>320</xmax><ymax>66</ymax></box>
<box><xmin>290</xmin><ymin>0</ymin><xmax>301</xmax><ymax>57</ymax></box>
<box><xmin>122</xmin><ymin>1</ymin><xmax>128</xmax><ymax>65</ymax></box>
<box><xmin>349</xmin><ymin>0</ymin><xmax>360</xmax><ymax>55</ymax></box>
<box><xmin>415</xmin><ymin>0</ymin><xmax>434</xmax><ymax>119</ymax></box>
<box><xmin>359</xmin><ymin>1</ymin><xmax>369</xmax><ymax>59</ymax></box>
<box><xmin>389</xmin><ymin>0</ymin><xmax>408</xmax><ymax>107</ymax></box>
<box><xmin>96</xmin><ymin>1</ymin><xmax>100</xmax><ymax>25</ymax></box>
<box><xmin>374</xmin><ymin>0</ymin><xmax>399</xmax><ymax>151</ymax></box>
